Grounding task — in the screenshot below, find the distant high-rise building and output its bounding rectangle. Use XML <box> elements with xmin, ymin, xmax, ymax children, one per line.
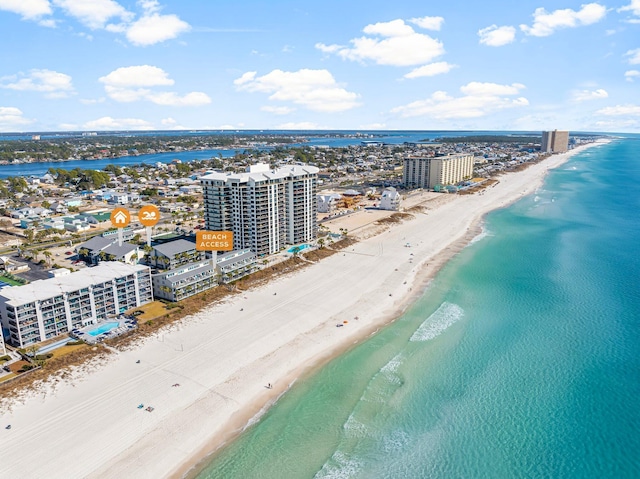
<box><xmin>541</xmin><ymin>130</ymin><xmax>569</xmax><ymax>153</ymax></box>
<box><xmin>403</xmin><ymin>154</ymin><xmax>475</xmax><ymax>189</ymax></box>
<box><xmin>200</xmin><ymin>163</ymin><xmax>318</xmax><ymax>256</ymax></box>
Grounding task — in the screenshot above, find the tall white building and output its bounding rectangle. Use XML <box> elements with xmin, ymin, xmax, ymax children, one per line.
<box><xmin>403</xmin><ymin>154</ymin><xmax>474</xmax><ymax>189</ymax></box>
<box><xmin>542</xmin><ymin>130</ymin><xmax>569</xmax><ymax>153</ymax></box>
<box><xmin>200</xmin><ymin>163</ymin><xmax>319</xmax><ymax>256</ymax></box>
<box><xmin>0</xmin><ymin>262</ymin><xmax>153</xmax><ymax>347</ymax></box>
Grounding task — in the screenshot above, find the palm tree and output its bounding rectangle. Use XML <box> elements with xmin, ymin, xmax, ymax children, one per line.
<box><xmin>318</xmin><ymin>238</ymin><xmax>325</xmax><ymax>249</ymax></box>
<box><xmin>24</xmin><ymin>229</ymin><xmax>35</xmax><ymax>243</ymax></box>
<box><xmin>42</xmin><ymin>250</ymin><xmax>52</xmax><ymax>266</ymax></box>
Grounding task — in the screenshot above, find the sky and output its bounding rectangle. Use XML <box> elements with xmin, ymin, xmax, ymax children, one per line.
<box><xmin>0</xmin><ymin>0</ymin><xmax>639</xmax><ymax>133</ymax></box>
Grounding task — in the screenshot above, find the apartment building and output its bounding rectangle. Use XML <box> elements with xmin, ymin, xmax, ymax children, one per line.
<box><xmin>147</xmin><ymin>238</ymin><xmax>205</xmax><ymax>271</ymax></box>
<box><xmin>0</xmin><ymin>262</ymin><xmax>153</xmax><ymax>347</ymax></box>
<box><xmin>200</xmin><ymin>163</ymin><xmax>319</xmax><ymax>256</ymax></box>
<box><xmin>152</xmin><ymin>259</ymin><xmax>216</xmax><ymax>302</ymax></box>
<box><xmin>542</xmin><ymin>130</ymin><xmax>569</xmax><ymax>153</ymax></box>
<box><xmin>216</xmin><ymin>249</ymin><xmax>257</xmax><ymax>284</ymax></box>
<box><xmin>403</xmin><ymin>154</ymin><xmax>474</xmax><ymax>189</ymax></box>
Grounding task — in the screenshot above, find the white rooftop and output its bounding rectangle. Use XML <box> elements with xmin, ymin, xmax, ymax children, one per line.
<box><xmin>0</xmin><ymin>262</ymin><xmax>149</xmax><ymax>306</ymax></box>
<box><xmin>200</xmin><ymin>164</ymin><xmax>319</xmax><ymax>184</ymax></box>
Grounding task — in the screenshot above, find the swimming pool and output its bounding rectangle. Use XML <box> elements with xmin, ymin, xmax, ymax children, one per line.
<box><xmin>287</xmin><ymin>243</ymin><xmax>310</xmax><ymax>253</ymax></box>
<box><xmin>87</xmin><ymin>321</ymin><xmax>119</xmax><ymax>337</ymax></box>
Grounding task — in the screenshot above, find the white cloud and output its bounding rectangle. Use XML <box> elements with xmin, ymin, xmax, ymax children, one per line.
<box><xmin>235</xmin><ymin>69</ymin><xmax>360</xmax><ymax>113</ymax></box>
<box><xmin>52</xmin><ymin>0</ymin><xmax>133</xmax><ymax>29</ymax></box>
<box><xmin>261</xmin><ymin>105</ymin><xmax>296</xmax><ymax>115</ymax></box>
<box><xmin>316</xmin><ymin>19</ymin><xmax>444</xmax><ymax>67</ymax></box>
<box><xmin>391</xmin><ymin>82</ymin><xmax>528</xmax><ymax>119</ymax></box>
<box><xmin>0</xmin><ymin>106</ymin><xmax>33</xmax><ymax>131</ymax></box>
<box><xmin>1</xmin><ymin>0</ymin><xmax>189</xmax><ymax>46</ymax></box>
<box><xmin>404</xmin><ymin>62</ymin><xmax>456</xmax><ymax>79</ymax></box>
<box><xmin>146</xmin><ymin>91</ymin><xmax>211</xmax><ymax>106</ymax></box>
<box><xmin>0</xmin><ymin>0</ymin><xmax>52</xmax><ymax>19</ymax></box>
<box><xmin>83</xmin><ymin>116</ymin><xmax>154</xmax><ymax>130</ymax></box>
<box><xmin>597</xmin><ymin>105</ymin><xmax>640</xmax><ymax>116</ymax></box>
<box><xmin>478</xmin><ymin>25</ymin><xmax>516</xmax><ymax>46</ymax></box>
<box><xmin>460</xmin><ymin>82</ymin><xmax>525</xmax><ymax>96</ymax></box>
<box><xmin>625</xmin><ymin>48</ymin><xmax>640</xmax><ymax>64</ymax></box>
<box><xmin>160</xmin><ymin>117</ymin><xmax>186</xmax><ymax>129</ymax></box>
<box><xmin>572</xmin><ymin>88</ymin><xmax>608</xmax><ymax>101</ymax></box>
<box><xmin>139</xmin><ymin>0</ymin><xmax>161</xmax><ymax>14</ymax></box>
<box><xmin>126</xmin><ymin>12</ymin><xmax>190</xmax><ymax>46</ymax></box>
<box><xmin>520</xmin><ymin>3</ymin><xmax>607</xmax><ymax>37</ymax></box>
<box><xmin>625</xmin><ymin>70</ymin><xmax>640</xmax><ymax>81</ymax></box>
<box><xmin>0</xmin><ymin>69</ymin><xmax>74</xmax><ymax>98</ymax></box>
<box><xmin>618</xmin><ymin>0</ymin><xmax>640</xmax><ymax>17</ymax></box>
<box><xmin>409</xmin><ymin>16</ymin><xmax>444</xmax><ymax>31</ymax></box>
<box><xmin>99</xmin><ymin>65</ymin><xmax>210</xmax><ymax>106</ymax></box>
<box><xmin>99</xmin><ymin>65</ymin><xmax>174</xmax><ymax>87</ymax></box>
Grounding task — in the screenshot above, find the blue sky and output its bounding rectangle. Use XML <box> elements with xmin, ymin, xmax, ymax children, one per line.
<box><xmin>0</xmin><ymin>0</ymin><xmax>639</xmax><ymax>132</ymax></box>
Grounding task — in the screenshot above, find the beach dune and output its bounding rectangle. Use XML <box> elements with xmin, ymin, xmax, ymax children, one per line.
<box><xmin>0</xmin><ymin>143</ymin><xmax>603</xmax><ymax>479</ymax></box>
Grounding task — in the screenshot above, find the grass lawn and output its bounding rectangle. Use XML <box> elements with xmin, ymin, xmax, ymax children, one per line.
<box><xmin>0</xmin><ymin>275</ymin><xmax>24</xmax><ymax>286</ymax></box>
<box><xmin>128</xmin><ymin>301</ymin><xmax>171</xmax><ymax>321</ymax></box>
<box><xmin>50</xmin><ymin>342</ymin><xmax>87</xmax><ymax>359</ymax></box>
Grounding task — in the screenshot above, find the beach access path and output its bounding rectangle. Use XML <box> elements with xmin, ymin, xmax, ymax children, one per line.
<box><xmin>0</xmin><ymin>142</ymin><xmax>605</xmax><ymax>479</ymax></box>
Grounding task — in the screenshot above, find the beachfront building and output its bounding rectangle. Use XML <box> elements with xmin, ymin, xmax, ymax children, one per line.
<box><xmin>317</xmin><ymin>193</ymin><xmax>341</xmax><ymax>213</ymax></box>
<box><xmin>200</xmin><ymin>163</ymin><xmax>319</xmax><ymax>256</ymax></box>
<box><xmin>147</xmin><ymin>238</ymin><xmax>205</xmax><ymax>271</ymax></box>
<box><xmin>542</xmin><ymin>130</ymin><xmax>569</xmax><ymax>153</ymax></box>
<box><xmin>0</xmin><ymin>262</ymin><xmax>153</xmax><ymax>347</ymax></box>
<box><xmin>216</xmin><ymin>249</ymin><xmax>258</xmax><ymax>284</ymax></box>
<box><xmin>77</xmin><ymin>235</ymin><xmax>142</xmax><ymax>265</ymax></box>
<box><xmin>151</xmin><ymin>259</ymin><xmax>216</xmax><ymax>302</ymax></box>
<box><xmin>403</xmin><ymin>154</ymin><xmax>474</xmax><ymax>189</ymax></box>
<box><xmin>379</xmin><ymin>187</ymin><xmax>401</xmax><ymax>211</ymax></box>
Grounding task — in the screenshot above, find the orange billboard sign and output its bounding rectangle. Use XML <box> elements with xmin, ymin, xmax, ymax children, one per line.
<box><xmin>110</xmin><ymin>207</ymin><xmax>131</xmax><ymax>228</ymax></box>
<box><xmin>196</xmin><ymin>231</ymin><xmax>234</xmax><ymax>251</ymax></box>
<box><xmin>138</xmin><ymin>205</ymin><xmax>160</xmax><ymax>227</ymax></box>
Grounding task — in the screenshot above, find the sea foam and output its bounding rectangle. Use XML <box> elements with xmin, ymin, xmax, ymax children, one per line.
<box><xmin>410</xmin><ymin>302</ymin><xmax>464</xmax><ymax>342</ymax></box>
<box><xmin>314</xmin><ymin>450</ymin><xmax>363</xmax><ymax>479</ymax></box>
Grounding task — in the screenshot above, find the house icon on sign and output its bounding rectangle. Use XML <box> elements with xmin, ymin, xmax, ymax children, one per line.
<box><xmin>113</xmin><ymin>211</ymin><xmax>128</xmax><ymax>224</ymax></box>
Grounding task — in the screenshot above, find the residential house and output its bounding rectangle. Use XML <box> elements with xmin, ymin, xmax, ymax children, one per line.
<box><xmin>77</xmin><ymin>236</ymin><xmax>142</xmax><ymax>265</ymax></box>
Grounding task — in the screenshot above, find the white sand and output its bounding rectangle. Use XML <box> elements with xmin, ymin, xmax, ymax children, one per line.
<box><xmin>0</xmin><ymin>142</ymin><xmax>606</xmax><ymax>479</ymax></box>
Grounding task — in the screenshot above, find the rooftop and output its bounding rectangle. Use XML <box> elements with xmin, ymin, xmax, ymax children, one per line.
<box><xmin>0</xmin><ymin>262</ymin><xmax>150</xmax><ymax>306</ymax></box>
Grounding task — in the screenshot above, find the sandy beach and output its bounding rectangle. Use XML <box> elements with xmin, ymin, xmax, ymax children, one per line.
<box><xmin>0</xmin><ymin>142</ymin><xmax>605</xmax><ymax>479</ymax></box>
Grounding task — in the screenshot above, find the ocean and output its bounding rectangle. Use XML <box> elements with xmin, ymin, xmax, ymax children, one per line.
<box><xmin>194</xmin><ymin>138</ymin><xmax>640</xmax><ymax>478</ymax></box>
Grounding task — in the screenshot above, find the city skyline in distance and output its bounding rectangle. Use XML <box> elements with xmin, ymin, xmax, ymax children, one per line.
<box><xmin>1</xmin><ymin>0</ymin><xmax>639</xmax><ymax>133</ymax></box>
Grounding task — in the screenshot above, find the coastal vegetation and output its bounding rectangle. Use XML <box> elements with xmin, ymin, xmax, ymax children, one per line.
<box><xmin>0</xmin><ymin>133</ymin><xmax>300</xmax><ymax>164</ymax></box>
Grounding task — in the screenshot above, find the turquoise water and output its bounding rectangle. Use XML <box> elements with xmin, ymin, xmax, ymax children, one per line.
<box><xmin>288</xmin><ymin>244</ymin><xmax>310</xmax><ymax>253</ymax></box>
<box><xmin>195</xmin><ymin>138</ymin><xmax>640</xmax><ymax>478</ymax></box>
<box><xmin>87</xmin><ymin>322</ymin><xmax>119</xmax><ymax>337</ymax></box>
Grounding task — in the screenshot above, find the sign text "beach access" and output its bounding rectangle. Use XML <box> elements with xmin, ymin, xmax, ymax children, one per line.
<box><xmin>196</xmin><ymin>231</ymin><xmax>234</xmax><ymax>251</ymax></box>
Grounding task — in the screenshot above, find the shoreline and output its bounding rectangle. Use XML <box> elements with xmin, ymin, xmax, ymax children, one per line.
<box><xmin>177</xmin><ymin>142</ymin><xmax>608</xmax><ymax>478</ymax></box>
<box><xmin>0</xmin><ymin>141</ymin><xmax>608</xmax><ymax>479</ymax></box>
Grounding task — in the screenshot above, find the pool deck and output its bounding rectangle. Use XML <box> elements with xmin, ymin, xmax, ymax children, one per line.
<box><xmin>71</xmin><ymin>317</ymin><xmax>138</xmax><ymax>345</ymax></box>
